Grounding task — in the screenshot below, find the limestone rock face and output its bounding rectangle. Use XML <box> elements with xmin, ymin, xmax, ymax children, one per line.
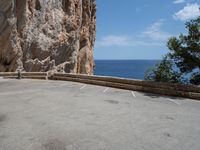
<box><xmin>0</xmin><ymin>0</ymin><xmax>96</xmax><ymax>74</ymax></box>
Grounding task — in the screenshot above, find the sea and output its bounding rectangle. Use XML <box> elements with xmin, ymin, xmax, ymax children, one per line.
<box><xmin>94</xmin><ymin>60</ymin><xmax>160</xmax><ymax>80</ymax></box>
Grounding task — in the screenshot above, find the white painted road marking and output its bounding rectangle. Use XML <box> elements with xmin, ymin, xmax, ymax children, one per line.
<box><xmin>103</xmin><ymin>88</ymin><xmax>109</xmax><ymax>93</ymax></box>
<box><xmin>167</xmin><ymin>99</ymin><xmax>181</xmax><ymax>106</ymax></box>
<box><xmin>131</xmin><ymin>91</ymin><xmax>136</xmax><ymax>98</ymax></box>
<box><xmin>80</xmin><ymin>85</ymin><xmax>87</xmax><ymax>90</ymax></box>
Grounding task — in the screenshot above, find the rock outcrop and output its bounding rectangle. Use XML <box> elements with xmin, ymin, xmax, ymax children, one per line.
<box><xmin>0</xmin><ymin>0</ymin><xmax>96</xmax><ymax>74</ymax></box>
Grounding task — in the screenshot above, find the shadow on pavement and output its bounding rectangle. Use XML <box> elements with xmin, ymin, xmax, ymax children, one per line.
<box><xmin>141</xmin><ymin>92</ymin><xmax>184</xmax><ymax>100</ymax></box>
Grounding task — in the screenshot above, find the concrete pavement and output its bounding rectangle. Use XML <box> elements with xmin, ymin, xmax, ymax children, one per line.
<box><xmin>0</xmin><ymin>79</ymin><xmax>200</xmax><ymax>150</ymax></box>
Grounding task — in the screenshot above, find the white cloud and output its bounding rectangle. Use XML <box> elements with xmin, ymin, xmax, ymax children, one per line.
<box><xmin>95</xmin><ymin>35</ymin><xmax>161</xmax><ymax>48</ymax></box>
<box><xmin>173</xmin><ymin>3</ymin><xmax>200</xmax><ymax>21</ymax></box>
<box><xmin>173</xmin><ymin>0</ymin><xmax>186</xmax><ymax>4</ymax></box>
<box><xmin>95</xmin><ymin>20</ymin><xmax>173</xmax><ymax>48</ymax></box>
<box><xmin>142</xmin><ymin>20</ymin><xmax>171</xmax><ymax>41</ymax></box>
<box><xmin>96</xmin><ymin>35</ymin><xmax>131</xmax><ymax>47</ymax></box>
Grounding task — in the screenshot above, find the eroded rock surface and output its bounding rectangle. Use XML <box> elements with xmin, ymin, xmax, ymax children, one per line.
<box><xmin>0</xmin><ymin>0</ymin><xmax>96</xmax><ymax>74</ymax></box>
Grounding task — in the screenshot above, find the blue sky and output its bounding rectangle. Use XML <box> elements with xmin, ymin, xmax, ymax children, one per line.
<box><xmin>94</xmin><ymin>0</ymin><xmax>200</xmax><ymax>60</ymax></box>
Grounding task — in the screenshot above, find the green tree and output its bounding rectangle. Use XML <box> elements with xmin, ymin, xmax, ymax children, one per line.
<box><xmin>145</xmin><ymin>56</ymin><xmax>181</xmax><ymax>83</ymax></box>
<box><xmin>190</xmin><ymin>72</ymin><xmax>200</xmax><ymax>85</ymax></box>
<box><xmin>145</xmin><ymin>16</ymin><xmax>200</xmax><ymax>85</ymax></box>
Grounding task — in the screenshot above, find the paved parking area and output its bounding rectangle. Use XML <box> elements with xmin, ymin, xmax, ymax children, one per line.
<box><xmin>0</xmin><ymin>79</ymin><xmax>200</xmax><ymax>150</ymax></box>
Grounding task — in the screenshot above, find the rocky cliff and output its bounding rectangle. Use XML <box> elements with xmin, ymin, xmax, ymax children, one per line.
<box><xmin>0</xmin><ymin>0</ymin><xmax>96</xmax><ymax>74</ymax></box>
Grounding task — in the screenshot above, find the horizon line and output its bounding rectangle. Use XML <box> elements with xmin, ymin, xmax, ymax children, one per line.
<box><xmin>94</xmin><ymin>59</ymin><xmax>162</xmax><ymax>61</ymax></box>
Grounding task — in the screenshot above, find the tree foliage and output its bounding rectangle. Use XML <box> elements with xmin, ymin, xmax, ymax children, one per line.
<box><xmin>145</xmin><ymin>16</ymin><xmax>200</xmax><ymax>85</ymax></box>
<box><xmin>145</xmin><ymin>56</ymin><xmax>181</xmax><ymax>83</ymax></box>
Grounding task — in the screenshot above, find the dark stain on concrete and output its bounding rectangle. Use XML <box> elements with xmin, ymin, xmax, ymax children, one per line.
<box><xmin>160</xmin><ymin>115</ymin><xmax>175</xmax><ymax>121</ymax></box>
<box><xmin>43</xmin><ymin>139</ymin><xmax>66</xmax><ymax>150</ymax></box>
<box><xmin>0</xmin><ymin>134</ymin><xmax>7</xmax><ymax>139</ymax></box>
<box><xmin>165</xmin><ymin>116</ymin><xmax>175</xmax><ymax>121</ymax></box>
<box><xmin>104</xmin><ymin>100</ymin><xmax>119</xmax><ymax>104</ymax></box>
<box><xmin>0</xmin><ymin>114</ymin><xmax>6</xmax><ymax>123</ymax></box>
<box><xmin>163</xmin><ymin>132</ymin><xmax>172</xmax><ymax>138</ymax></box>
<box><xmin>125</xmin><ymin>102</ymin><xmax>130</xmax><ymax>105</ymax></box>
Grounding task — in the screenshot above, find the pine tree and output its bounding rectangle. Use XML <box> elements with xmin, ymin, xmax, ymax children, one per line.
<box><xmin>145</xmin><ymin>16</ymin><xmax>200</xmax><ymax>85</ymax></box>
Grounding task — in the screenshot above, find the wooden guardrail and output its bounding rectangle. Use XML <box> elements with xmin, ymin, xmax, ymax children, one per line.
<box><xmin>0</xmin><ymin>72</ymin><xmax>199</xmax><ymax>100</ymax></box>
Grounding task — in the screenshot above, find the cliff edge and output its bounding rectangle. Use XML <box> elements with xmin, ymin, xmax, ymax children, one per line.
<box><xmin>0</xmin><ymin>0</ymin><xmax>96</xmax><ymax>74</ymax></box>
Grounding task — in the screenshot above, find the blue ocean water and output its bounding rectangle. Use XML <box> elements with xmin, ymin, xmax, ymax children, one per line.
<box><xmin>94</xmin><ymin>60</ymin><xmax>160</xmax><ymax>80</ymax></box>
